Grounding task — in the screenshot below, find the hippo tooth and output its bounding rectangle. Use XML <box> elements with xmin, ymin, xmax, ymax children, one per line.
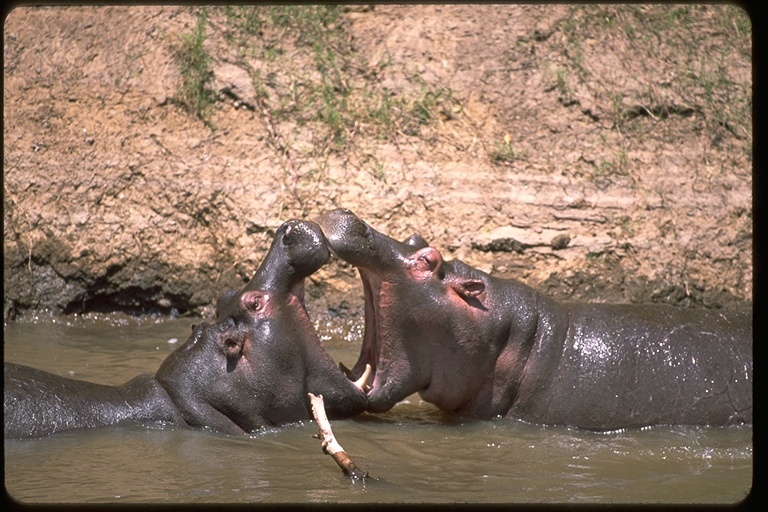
<box><xmin>353</xmin><ymin>364</ymin><xmax>373</xmax><ymax>392</ymax></box>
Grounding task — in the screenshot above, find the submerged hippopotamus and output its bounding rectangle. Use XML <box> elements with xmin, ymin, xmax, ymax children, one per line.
<box><xmin>5</xmin><ymin>219</ymin><xmax>367</xmax><ymax>439</ymax></box>
<box><xmin>318</xmin><ymin>208</ymin><xmax>752</xmax><ymax>430</ymax></box>
<box><xmin>4</xmin><ymin>362</ymin><xmax>185</xmax><ymax>439</ymax></box>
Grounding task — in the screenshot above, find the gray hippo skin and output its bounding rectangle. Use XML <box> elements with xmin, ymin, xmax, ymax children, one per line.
<box><xmin>318</xmin><ymin>208</ymin><xmax>752</xmax><ymax>430</ymax></box>
<box><xmin>4</xmin><ymin>362</ymin><xmax>185</xmax><ymax>439</ymax></box>
<box><xmin>5</xmin><ymin>220</ymin><xmax>367</xmax><ymax>438</ymax></box>
<box><xmin>156</xmin><ymin>218</ymin><xmax>368</xmax><ymax>434</ymax></box>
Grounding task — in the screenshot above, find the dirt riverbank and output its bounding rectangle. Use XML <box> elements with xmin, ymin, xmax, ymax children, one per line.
<box><xmin>3</xmin><ymin>5</ymin><xmax>752</xmax><ymax>322</ymax></box>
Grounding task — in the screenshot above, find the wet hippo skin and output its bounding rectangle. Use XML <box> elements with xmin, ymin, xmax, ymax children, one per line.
<box><xmin>4</xmin><ymin>362</ymin><xmax>185</xmax><ymax>439</ymax></box>
<box><xmin>318</xmin><ymin>208</ymin><xmax>752</xmax><ymax>430</ymax></box>
<box><xmin>156</xmin><ymin>219</ymin><xmax>368</xmax><ymax>434</ymax></box>
<box><xmin>5</xmin><ymin>220</ymin><xmax>367</xmax><ymax>438</ymax></box>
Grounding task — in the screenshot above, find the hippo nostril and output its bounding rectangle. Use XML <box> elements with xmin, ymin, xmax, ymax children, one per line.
<box><xmin>349</xmin><ymin>221</ymin><xmax>371</xmax><ymax>242</ymax></box>
<box><xmin>282</xmin><ymin>223</ymin><xmax>299</xmax><ymax>247</ymax></box>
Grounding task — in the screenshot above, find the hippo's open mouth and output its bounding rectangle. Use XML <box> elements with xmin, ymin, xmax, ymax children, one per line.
<box><xmin>318</xmin><ymin>208</ymin><xmax>429</xmax><ymax>413</ymax></box>
<box><xmin>339</xmin><ymin>268</ymin><xmax>378</xmax><ymax>388</ymax></box>
<box><xmin>336</xmin><ymin>267</ymin><xmax>404</xmax><ymax>413</ymax></box>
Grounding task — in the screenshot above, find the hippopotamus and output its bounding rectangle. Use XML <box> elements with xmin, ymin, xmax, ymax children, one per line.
<box><xmin>5</xmin><ymin>219</ymin><xmax>368</xmax><ymax>439</ymax></box>
<box><xmin>155</xmin><ymin>218</ymin><xmax>368</xmax><ymax>434</ymax></box>
<box><xmin>317</xmin><ymin>208</ymin><xmax>752</xmax><ymax>430</ymax></box>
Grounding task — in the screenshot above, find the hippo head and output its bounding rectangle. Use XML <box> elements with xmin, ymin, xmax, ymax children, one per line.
<box><xmin>156</xmin><ymin>219</ymin><xmax>368</xmax><ymax>434</ymax></box>
<box><xmin>318</xmin><ymin>209</ymin><xmax>514</xmax><ymax>417</ymax></box>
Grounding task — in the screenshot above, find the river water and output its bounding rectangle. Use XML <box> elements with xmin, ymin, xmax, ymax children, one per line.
<box><xmin>4</xmin><ymin>314</ymin><xmax>752</xmax><ymax>505</ymax></box>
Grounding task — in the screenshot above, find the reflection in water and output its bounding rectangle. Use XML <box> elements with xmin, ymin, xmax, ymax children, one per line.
<box><xmin>4</xmin><ymin>314</ymin><xmax>753</xmax><ymax>504</ymax></box>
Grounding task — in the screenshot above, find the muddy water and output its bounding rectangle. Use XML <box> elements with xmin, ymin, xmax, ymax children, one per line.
<box><xmin>4</xmin><ymin>315</ymin><xmax>752</xmax><ymax>504</ymax></box>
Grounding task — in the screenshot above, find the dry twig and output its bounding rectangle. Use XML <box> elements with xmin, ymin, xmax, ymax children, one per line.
<box><xmin>308</xmin><ymin>392</ymin><xmax>369</xmax><ymax>480</ymax></box>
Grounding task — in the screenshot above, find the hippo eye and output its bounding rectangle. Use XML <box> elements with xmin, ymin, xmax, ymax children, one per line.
<box><xmin>418</xmin><ymin>254</ymin><xmax>437</xmax><ymax>272</ymax></box>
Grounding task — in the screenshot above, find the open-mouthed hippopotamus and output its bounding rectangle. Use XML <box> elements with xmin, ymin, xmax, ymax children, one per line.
<box><xmin>156</xmin><ymin>218</ymin><xmax>368</xmax><ymax>434</ymax></box>
<box><xmin>5</xmin><ymin>219</ymin><xmax>368</xmax><ymax>439</ymax></box>
<box><xmin>317</xmin><ymin>208</ymin><xmax>752</xmax><ymax>430</ymax></box>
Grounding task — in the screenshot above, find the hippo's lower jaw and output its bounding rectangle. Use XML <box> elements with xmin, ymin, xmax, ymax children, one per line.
<box><xmin>335</xmin><ymin>360</ymin><xmax>372</xmax><ymax>394</ymax></box>
<box><xmin>341</xmin><ymin>361</ymin><xmax>397</xmax><ymax>414</ymax></box>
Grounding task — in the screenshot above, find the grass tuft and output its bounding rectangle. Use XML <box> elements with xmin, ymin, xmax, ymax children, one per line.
<box><xmin>173</xmin><ymin>9</ymin><xmax>216</xmax><ymax>128</ymax></box>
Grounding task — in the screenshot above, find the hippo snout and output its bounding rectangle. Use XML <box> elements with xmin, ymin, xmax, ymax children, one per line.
<box><xmin>278</xmin><ymin>219</ymin><xmax>330</xmax><ymax>277</ymax></box>
<box><xmin>317</xmin><ymin>209</ymin><xmax>370</xmax><ymax>249</ymax></box>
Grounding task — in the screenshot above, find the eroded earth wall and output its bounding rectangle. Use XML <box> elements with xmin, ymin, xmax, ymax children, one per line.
<box><xmin>3</xmin><ymin>5</ymin><xmax>752</xmax><ymax>321</ymax></box>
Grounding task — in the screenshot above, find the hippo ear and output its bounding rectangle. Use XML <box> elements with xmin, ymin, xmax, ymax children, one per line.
<box><xmin>241</xmin><ymin>290</ymin><xmax>267</xmax><ymax>313</ymax></box>
<box><xmin>404</xmin><ymin>233</ymin><xmax>429</xmax><ymax>249</ymax></box>
<box><xmin>218</xmin><ymin>334</ymin><xmax>245</xmax><ymax>360</ymax></box>
<box><xmin>451</xmin><ymin>278</ymin><xmax>485</xmax><ymax>299</ymax></box>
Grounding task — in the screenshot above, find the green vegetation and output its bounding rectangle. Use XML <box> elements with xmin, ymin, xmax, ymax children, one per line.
<box><xmin>210</xmin><ymin>5</ymin><xmax>456</xmax><ymax>152</ymax></box>
<box><xmin>570</xmin><ymin>4</ymin><xmax>751</xmax><ymax>146</ymax></box>
<box><xmin>539</xmin><ymin>3</ymin><xmax>751</xmax><ymax>187</ymax></box>
<box><xmin>172</xmin><ymin>8</ymin><xmax>216</xmax><ymax>128</ymax></box>
<box><xmin>164</xmin><ymin>5</ymin><xmax>462</xmax><ymax>214</ymax></box>
<box><xmin>490</xmin><ymin>135</ymin><xmax>518</xmax><ymax>164</ymax></box>
<box><xmin>173</xmin><ymin>5</ymin><xmax>750</xmax><ymax>179</ymax></box>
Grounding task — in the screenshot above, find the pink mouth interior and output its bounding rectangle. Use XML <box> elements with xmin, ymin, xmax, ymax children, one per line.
<box><xmin>348</xmin><ymin>269</ymin><xmax>379</xmax><ymax>394</ymax></box>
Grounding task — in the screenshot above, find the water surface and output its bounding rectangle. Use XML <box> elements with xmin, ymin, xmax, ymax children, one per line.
<box><xmin>4</xmin><ymin>314</ymin><xmax>752</xmax><ymax>504</ymax></box>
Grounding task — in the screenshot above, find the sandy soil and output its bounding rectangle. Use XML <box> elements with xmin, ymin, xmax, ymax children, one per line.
<box><xmin>3</xmin><ymin>5</ymin><xmax>752</xmax><ymax>321</ymax></box>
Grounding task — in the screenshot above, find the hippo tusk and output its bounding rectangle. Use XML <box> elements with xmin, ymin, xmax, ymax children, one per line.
<box><xmin>353</xmin><ymin>364</ymin><xmax>373</xmax><ymax>392</ymax></box>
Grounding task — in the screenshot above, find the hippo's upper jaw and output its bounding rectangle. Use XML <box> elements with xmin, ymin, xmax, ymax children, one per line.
<box><xmin>217</xmin><ymin>219</ymin><xmax>331</xmax><ymax>319</ymax></box>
